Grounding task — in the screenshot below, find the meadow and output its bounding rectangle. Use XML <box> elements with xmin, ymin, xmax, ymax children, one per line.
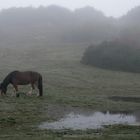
<box><xmin>0</xmin><ymin>44</ymin><xmax>140</xmax><ymax>140</ymax></box>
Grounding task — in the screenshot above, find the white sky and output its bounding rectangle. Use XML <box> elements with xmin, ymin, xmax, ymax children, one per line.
<box><xmin>0</xmin><ymin>0</ymin><xmax>140</xmax><ymax>17</ymax></box>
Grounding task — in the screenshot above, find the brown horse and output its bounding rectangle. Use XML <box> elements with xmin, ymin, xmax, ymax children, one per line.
<box><xmin>0</xmin><ymin>71</ymin><xmax>43</xmax><ymax>97</ymax></box>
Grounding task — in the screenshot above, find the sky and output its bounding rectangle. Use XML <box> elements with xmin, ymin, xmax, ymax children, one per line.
<box><xmin>0</xmin><ymin>0</ymin><xmax>140</xmax><ymax>17</ymax></box>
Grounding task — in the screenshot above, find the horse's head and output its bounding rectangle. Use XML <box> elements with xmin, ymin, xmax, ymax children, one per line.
<box><xmin>0</xmin><ymin>83</ymin><xmax>7</xmax><ymax>95</ymax></box>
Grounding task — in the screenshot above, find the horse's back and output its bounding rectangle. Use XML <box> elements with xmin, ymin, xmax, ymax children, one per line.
<box><xmin>10</xmin><ymin>71</ymin><xmax>42</xmax><ymax>85</ymax></box>
<box><xmin>18</xmin><ymin>71</ymin><xmax>41</xmax><ymax>79</ymax></box>
<box><xmin>14</xmin><ymin>71</ymin><xmax>41</xmax><ymax>76</ymax></box>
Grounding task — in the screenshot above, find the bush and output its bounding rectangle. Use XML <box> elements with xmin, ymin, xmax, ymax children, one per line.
<box><xmin>81</xmin><ymin>41</ymin><xmax>140</xmax><ymax>72</ymax></box>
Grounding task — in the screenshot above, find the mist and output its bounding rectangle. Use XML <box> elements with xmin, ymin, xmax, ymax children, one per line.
<box><xmin>0</xmin><ymin>5</ymin><xmax>140</xmax><ymax>48</ymax></box>
<box><xmin>0</xmin><ymin>0</ymin><xmax>140</xmax><ymax>17</ymax></box>
<box><xmin>0</xmin><ymin>2</ymin><xmax>140</xmax><ymax>139</ymax></box>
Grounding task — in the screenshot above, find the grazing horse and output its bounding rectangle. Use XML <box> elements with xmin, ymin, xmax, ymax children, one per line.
<box><xmin>0</xmin><ymin>71</ymin><xmax>43</xmax><ymax>97</ymax></box>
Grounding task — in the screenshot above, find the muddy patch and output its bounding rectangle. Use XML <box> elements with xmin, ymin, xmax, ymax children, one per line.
<box><xmin>39</xmin><ymin>111</ymin><xmax>140</xmax><ymax>130</ymax></box>
<box><xmin>109</xmin><ymin>96</ymin><xmax>140</xmax><ymax>103</ymax></box>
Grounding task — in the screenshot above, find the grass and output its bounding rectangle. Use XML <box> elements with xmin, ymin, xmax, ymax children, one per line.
<box><xmin>0</xmin><ymin>44</ymin><xmax>140</xmax><ymax>139</ymax></box>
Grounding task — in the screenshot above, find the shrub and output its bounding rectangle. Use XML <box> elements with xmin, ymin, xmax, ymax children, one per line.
<box><xmin>81</xmin><ymin>41</ymin><xmax>140</xmax><ymax>72</ymax></box>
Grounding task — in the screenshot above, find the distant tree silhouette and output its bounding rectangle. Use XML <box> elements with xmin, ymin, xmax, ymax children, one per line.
<box><xmin>81</xmin><ymin>41</ymin><xmax>140</xmax><ymax>73</ymax></box>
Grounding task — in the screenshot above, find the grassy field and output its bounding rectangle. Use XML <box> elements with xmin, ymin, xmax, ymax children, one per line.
<box><xmin>0</xmin><ymin>44</ymin><xmax>140</xmax><ymax>140</ymax></box>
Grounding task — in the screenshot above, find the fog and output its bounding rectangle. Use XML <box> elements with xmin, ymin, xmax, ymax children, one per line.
<box><xmin>0</xmin><ymin>0</ymin><xmax>140</xmax><ymax>17</ymax></box>
<box><xmin>0</xmin><ymin>2</ymin><xmax>140</xmax><ymax>138</ymax></box>
<box><xmin>0</xmin><ymin>5</ymin><xmax>140</xmax><ymax>48</ymax></box>
<box><xmin>0</xmin><ymin>4</ymin><xmax>140</xmax><ymax>72</ymax></box>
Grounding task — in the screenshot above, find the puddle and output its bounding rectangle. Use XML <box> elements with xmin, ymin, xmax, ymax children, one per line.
<box><xmin>39</xmin><ymin>111</ymin><xmax>140</xmax><ymax>130</ymax></box>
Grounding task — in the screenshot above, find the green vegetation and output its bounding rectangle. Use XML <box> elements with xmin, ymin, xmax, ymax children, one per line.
<box><xmin>0</xmin><ymin>5</ymin><xmax>140</xmax><ymax>140</ymax></box>
<box><xmin>82</xmin><ymin>41</ymin><xmax>140</xmax><ymax>72</ymax></box>
<box><xmin>0</xmin><ymin>44</ymin><xmax>140</xmax><ymax>139</ymax></box>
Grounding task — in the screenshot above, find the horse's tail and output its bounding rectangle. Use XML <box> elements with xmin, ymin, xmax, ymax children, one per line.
<box><xmin>38</xmin><ymin>75</ymin><xmax>43</xmax><ymax>96</ymax></box>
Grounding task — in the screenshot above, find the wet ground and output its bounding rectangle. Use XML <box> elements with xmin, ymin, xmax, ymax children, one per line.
<box><xmin>39</xmin><ymin>105</ymin><xmax>140</xmax><ymax>130</ymax></box>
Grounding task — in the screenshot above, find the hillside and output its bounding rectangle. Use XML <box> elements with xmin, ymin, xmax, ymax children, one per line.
<box><xmin>118</xmin><ymin>6</ymin><xmax>140</xmax><ymax>46</ymax></box>
<box><xmin>0</xmin><ymin>5</ymin><xmax>140</xmax><ymax>48</ymax></box>
<box><xmin>0</xmin><ymin>6</ymin><xmax>117</xmax><ymax>48</ymax></box>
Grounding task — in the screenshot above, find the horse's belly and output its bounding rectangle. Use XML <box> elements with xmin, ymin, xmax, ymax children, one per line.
<box><xmin>18</xmin><ymin>81</ymin><xmax>30</xmax><ymax>85</ymax></box>
<box><xmin>13</xmin><ymin>78</ymin><xmax>31</xmax><ymax>85</ymax></box>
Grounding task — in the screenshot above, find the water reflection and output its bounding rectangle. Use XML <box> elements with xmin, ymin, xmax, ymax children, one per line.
<box><xmin>39</xmin><ymin>111</ymin><xmax>140</xmax><ymax>130</ymax></box>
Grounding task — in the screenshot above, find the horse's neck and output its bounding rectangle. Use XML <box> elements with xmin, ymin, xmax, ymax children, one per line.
<box><xmin>2</xmin><ymin>76</ymin><xmax>11</xmax><ymax>87</ymax></box>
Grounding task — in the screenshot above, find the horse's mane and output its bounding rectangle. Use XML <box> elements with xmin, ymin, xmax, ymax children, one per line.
<box><xmin>2</xmin><ymin>71</ymin><xmax>19</xmax><ymax>86</ymax></box>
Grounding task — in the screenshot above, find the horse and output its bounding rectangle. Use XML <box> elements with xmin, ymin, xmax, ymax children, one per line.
<box><xmin>0</xmin><ymin>71</ymin><xmax>43</xmax><ymax>97</ymax></box>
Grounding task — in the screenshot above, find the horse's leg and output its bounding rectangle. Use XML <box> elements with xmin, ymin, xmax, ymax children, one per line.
<box><xmin>35</xmin><ymin>82</ymin><xmax>40</xmax><ymax>96</ymax></box>
<box><xmin>32</xmin><ymin>84</ymin><xmax>35</xmax><ymax>90</ymax></box>
<box><xmin>0</xmin><ymin>92</ymin><xmax>4</xmax><ymax>96</ymax></box>
<box><xmin>27</xmin><ymin>84</ymin><xmax>35</xmax><ymax>96</ymax></box>
<box><xmin>12</xmin><ymin>84</ymin><xmax>19</xmax><ymax>97</ymax></box>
